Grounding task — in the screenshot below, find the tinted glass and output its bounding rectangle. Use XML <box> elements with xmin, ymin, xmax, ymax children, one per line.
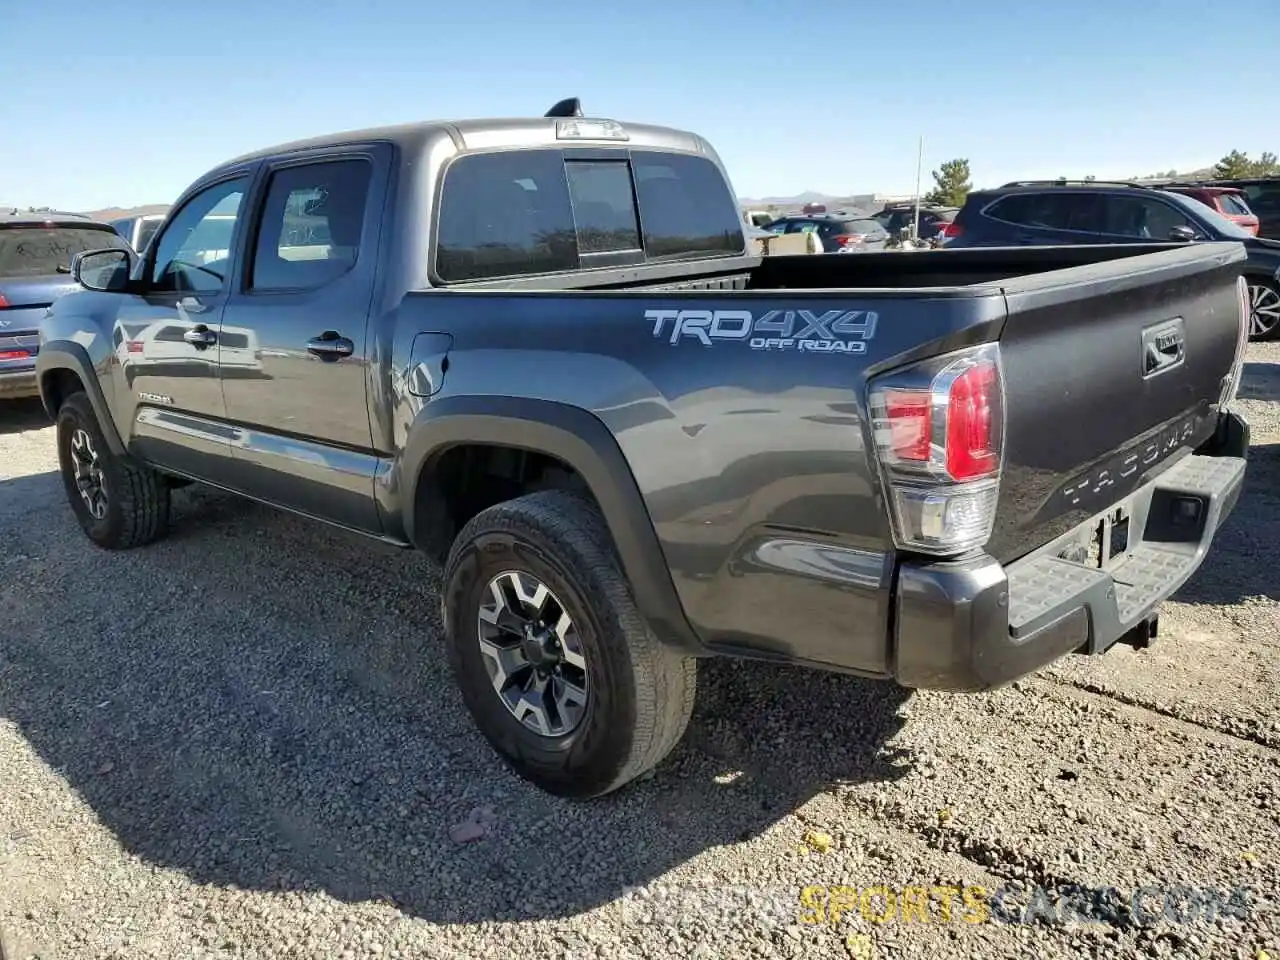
<box><xmin>632</xmin><ymin>151</ymin><xmax>745</xmax><ymax>259</ymax></box>
<box><xmin>1217</xmin><ymin>193</ymin><xmax>1251</xmax><ymax>216</ymax></box>
<box><xmin>1241</xmin><ymin>184</ymin><xmax>1280</xmax><ymax>215</ymax></box>
<box><xmin>987</xmin><ymin>193</ymin><xmax>1104</xmax><ymax>233</ymax></box>
<box><xmin>151</xmin><ymin>178</ymin><xmax>248</xmax><ymax>293</ymax></box>
<box><xmin>136</xmin><ymin>218</ymin><xmax>162</xmax><ymax>252</ymax></box>
<box><xmin>1100</xmin><ymin>196</ymin><xmax>1192</xmax><ymax>239</ymax></box>
<box><xmin>251</xmin><ymin>159</ymin><xmax>372</xmax><ymax>291</ymax></box>
<box><xmin>435</xmin><ymin>149</ymin><xmax>743</xmax><ymax>281</ymax></box>
<box><xmin>0</xmin><ymin>225</ymin><xmax>128</xmax><ymax>278</ymax></box>
<box><xmin>842</xmin><ymin>219</ymin><xmax>885</xmax><ymax>235</ymax></box>
<box><xmin>564</xmin><ymin>160</ymin><xmax>641</xmax><ymax>254</ymax></box>
<box><xmin>436</xmin><ymin>150</ymin><xmax>578</xmax><ymax>282</ymax></box>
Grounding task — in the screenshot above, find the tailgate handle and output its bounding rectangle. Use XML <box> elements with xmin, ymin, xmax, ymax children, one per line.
<box><xmin>1141</xmin><ymin>319</ymin><xmax>1185</xmax><ymax>378</ymax></box>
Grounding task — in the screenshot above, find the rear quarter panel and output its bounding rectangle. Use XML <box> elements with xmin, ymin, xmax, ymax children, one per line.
<box><xmin>388</xmin><ymin>288</ymin><xmax>1007</xmax><ymax>673</ymax></box>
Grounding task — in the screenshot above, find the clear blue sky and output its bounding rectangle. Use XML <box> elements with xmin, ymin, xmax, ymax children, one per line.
<box><xmin>3</xmin><ymin>0</ymin><xmax>1278</xmax><ymax>210</ymax></box>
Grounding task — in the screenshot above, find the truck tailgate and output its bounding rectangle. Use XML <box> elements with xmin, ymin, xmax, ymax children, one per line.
<box><xmin>988</xmin><ymin>242</ymin><xmax>1248</xmax><ymax>564</ymax></box>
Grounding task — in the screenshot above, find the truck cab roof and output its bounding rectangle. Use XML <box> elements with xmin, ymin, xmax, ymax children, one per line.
<box><xmin>222</xmin><ymin>114</ymin><xmax>716</xmax><ymax>169</ymax></box>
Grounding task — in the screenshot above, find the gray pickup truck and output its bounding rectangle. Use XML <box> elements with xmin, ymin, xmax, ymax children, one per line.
<box><xmin>36</xmin><ymin>99</ymin><xmax>1251</xmax><ymax>799</ymax></box>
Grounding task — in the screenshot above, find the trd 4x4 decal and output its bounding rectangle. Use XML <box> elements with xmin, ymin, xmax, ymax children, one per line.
<box><xmin>646</xmin><ymin>308</ymin><xmax>878</xmax><ymax>354</ymax></box>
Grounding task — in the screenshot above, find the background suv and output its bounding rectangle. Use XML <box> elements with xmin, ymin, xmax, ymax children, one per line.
<box><xmin>1155</xmin><ymin>183</ymin><xmax>1259</xmax><ymax>235</ymax></box>
<box><xmin>1207</xmin><ymin>177</ymin><xmax>1280</xmax><ymax>240</ymax></box>
<box><xmin>763</xmin><ymin>212</ymin><xmax>889</xmax><ymax>252</ymax></box>
<box><xmin>948</xmin><ymin>180</ymin><xmax>1280</xmax><ymax>340</ymax></box>
<box><xmin>875</xmin><ymin>202</ymin><xmax>960</xmax><ymax>243</ymax></box>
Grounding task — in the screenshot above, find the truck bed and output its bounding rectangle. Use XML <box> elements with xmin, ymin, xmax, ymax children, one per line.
<box><xmin>448</xmin><ymin>241</ymin><xmax>1207</xmax><ymax>294</ymax></box>
<box><xmin>409</xmin><ymin>240</ymin><xmax>1247</xmax><ymax>583</ymax></box>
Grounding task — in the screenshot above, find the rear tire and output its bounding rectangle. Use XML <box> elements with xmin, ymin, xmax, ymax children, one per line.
<box><xmin>55</xmin><ymin>391</ymin><xmax>171</xmax><ymax>549</ymax></box>
<box><xmin>1247</xmin><ymin>278</ymin><xmax>1280</xmax><ymax>341</ymax></box>
<box><xmin>442</xmin><ymin>490</ymin><xmax>696</xmax><ymax>799</ymax></box>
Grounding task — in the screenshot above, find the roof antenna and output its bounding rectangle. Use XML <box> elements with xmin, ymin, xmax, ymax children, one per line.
<box><xmin>545</xmin><ymin>98</ymin><xmax>584</xmax><ymax>118</ymax></box>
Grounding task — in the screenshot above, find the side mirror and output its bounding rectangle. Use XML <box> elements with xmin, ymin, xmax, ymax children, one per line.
<box><xmin>72</xmin><ymin>248</ymin><xmax>134</xmax><ymax>292</ymax></box>
<box><xmin>1168</xmin><ymin>225</ymin><xmax>1198</xmax><ymax>243</ymax></box>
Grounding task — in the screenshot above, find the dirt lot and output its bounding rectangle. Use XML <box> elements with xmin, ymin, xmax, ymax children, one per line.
<box><xmin>1</xmin><ymin>344</ymin><xmax>1277</xmax><ymax>960</ymax></box>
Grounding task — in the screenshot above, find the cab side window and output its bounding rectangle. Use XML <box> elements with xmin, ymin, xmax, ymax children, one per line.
<box><xmin>249</xmin><ymin>159</ymin><xmax>373</xmax><ymax>292</ymax></box>
<box><xmin>1103</xmin><ymin>197</ymin><xmax>1193</xmax><ymax>239</ymax></box>
<box><xmin>150</xmin><ymin>178</ymin><xmax>248</xmax><ymax>294</ymax></box>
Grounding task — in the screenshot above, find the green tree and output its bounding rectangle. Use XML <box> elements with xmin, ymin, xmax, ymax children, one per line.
<box><xmin>1252</xmin><ymin>152</ymin><xmax>1278</xmax><ymax>176</ymax></box>
<box><xmin>1216</xmin><ymin>150</ymin><xmax>1257</xmax><ymax>179</ymax></box>
<box><xmin>924</xmin><ymin>158</ymin><xmax>972</xmax><ymax>207</ymax></box>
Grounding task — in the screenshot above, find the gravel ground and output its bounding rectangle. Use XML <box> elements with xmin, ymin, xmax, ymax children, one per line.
<box><xmin>1</xmin><ymin>343</ymin><xmax>1278</xmax><ymax>960</ymax></box>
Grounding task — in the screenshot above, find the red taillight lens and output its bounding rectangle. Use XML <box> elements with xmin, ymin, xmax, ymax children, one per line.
<box><xmin>883</xmin><ymin>389</ymin><xmax>932</xmax><ymax>462</ymax></box>
<box><xmin>0</xmin><ymin>349</ymin><xmax>30</xmax><ymax>361</ymax></box>
<box><xmin>869</xmin><ymin>344</ymin><xmax>1004</xmax><ymax>554</ymax></box>
<box><xmin>127</xmin><ymin>341</ymin><xmax>144</xmax><ymax>353</ymax></box>
<box><xmin>945</xmin><ymin>361</ymin><xmax>999</xmax><ymax>480</ymax></box>
<box><xmin>937</xmin><ymin>222</ymin><xmax>962</xmax><ymax>239</ymax></box>
<box><xmin>0</xmin><ymin>291</ymin><xmax>10</xmax><ymax>309</ymax></box>
<box><xmin>833</xmin><ymin>234</ymin><xmax>864</xmax><ymax>247</ymax></box>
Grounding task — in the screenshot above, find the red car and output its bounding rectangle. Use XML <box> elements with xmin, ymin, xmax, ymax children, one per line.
<box><xmin>1156</xmin><ymin>184</ymin><xmax>1260</xmax><ymax>235</ymax></box>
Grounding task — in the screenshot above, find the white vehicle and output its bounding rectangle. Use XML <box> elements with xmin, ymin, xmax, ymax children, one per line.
<box><xmin>108</xmin><ymin>213</ymin><xmax>167</xmax><ymax>254</ymax></box>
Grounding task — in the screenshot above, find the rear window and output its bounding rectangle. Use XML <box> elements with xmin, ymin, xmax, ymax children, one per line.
<box><xmin>1216</xmin><ymin>193</ymin><xmax>1252</xmax><ymax>216</ymax></box>
<box><xmin>840</xmin><ymin>218</ymin><xmax>884</xmax><ymax>235</ymax></box>
<box><xmin>0</xmin><ymin>225</ymin><xmax>128</xmax><ymax>278</ymax></box>
<box><xmin>434</xmin><ymin>148</ymin><xmax>745</xmax><ymax>282</ymax></box>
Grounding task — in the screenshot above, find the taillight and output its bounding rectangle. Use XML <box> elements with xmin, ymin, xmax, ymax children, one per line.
<box><xmin>1220</xmin><ymin>275</ymin><xmax>1251</xmax><ymax>409</ymax></box>
<box><xmin>869</xmin><ymin>343</ymin><xmax>1004</xmax><ymax>554</ymax></box>
<box><xmin>937</xmin><ymin>222</ymin><xmax>962</xmax><ymax>240</ymax></box>
<box><xmin>0</xmin><ymin>291</ymin><xmax>9</xmax><ymax>309</ymax></box>
<box><xmin>0</xmin><ymin>350</ymin><xmax>29</xmax><ymax>361</ymax></box>
<box><xmin>833</xmin><ymin>234</ymin><xmax>864</xmax><ymax>247</ymax></box>
<box><xmin>127</xmin><ymin>341</ymin><xmax>144</xmax><ymax>354</ymax></box>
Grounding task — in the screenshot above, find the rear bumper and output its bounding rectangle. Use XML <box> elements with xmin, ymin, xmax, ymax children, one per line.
<box><xmin>0</xmin><ymin>367</ymin><xmax>39</xmax><ymax>399</ymax></box>
<box><xmin>893</xmin><ymin>439</ymin><xmax>1247</xmax><ymax>691</ymax></box>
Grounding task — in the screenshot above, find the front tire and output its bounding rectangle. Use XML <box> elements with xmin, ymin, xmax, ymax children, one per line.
<box><xmin>55</xmin><ymin>391</ymin><xmax>171</xmax><ymax>549</ymax></box>
<box><xmin>1248</xmin><ymin>278</ymin><xmax>1280</xmax><ymax>341</ymax></box>
<box><xmin>442</xmin><ymin>490</ymin><xmax>696</xmax><ymax>799</ymax></box>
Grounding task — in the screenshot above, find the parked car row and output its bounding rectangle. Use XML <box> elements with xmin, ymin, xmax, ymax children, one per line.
<box><xmin>945</xmin><ymin>179</ymin><xmax>1280</xmax><ymax>340</ymax></box>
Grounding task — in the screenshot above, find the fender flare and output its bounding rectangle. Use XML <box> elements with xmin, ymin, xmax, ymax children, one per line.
<box><xmin>400</xmin><ymin>394</ymin><xmax>705</xmax><ymax>655</ymax></box>
<box><xmin>34</xmin><ymin>341</ymin><xmax>126</xmax><ymax>455</ymax></box>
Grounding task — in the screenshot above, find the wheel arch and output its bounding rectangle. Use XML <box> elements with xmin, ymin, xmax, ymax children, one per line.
<box><xmin>400</xmin><ymin>394</ymin><xmax>704</xmax><ymax>655</ymax></box>
<box><xmin>35</xmin><ymin>341</ymin><xmax>126</xmax><ymax>455</ymax></box>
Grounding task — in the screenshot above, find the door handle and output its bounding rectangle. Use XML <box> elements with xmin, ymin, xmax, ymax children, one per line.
<box><xmin>183</xmin><ymin>325</ymin><xmax>217</xmax><ymax>348</ymax></box>
<box><xmin>306</xmin><ymin>332</ymin><xmax>354</xmax><ymax>361</ymax></box>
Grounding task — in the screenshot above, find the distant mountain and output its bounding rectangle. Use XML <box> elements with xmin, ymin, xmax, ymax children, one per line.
<box><xmin>739</xmin><ymin>191</ymin><xmax>840</xmax><ymax>207</ymax></box>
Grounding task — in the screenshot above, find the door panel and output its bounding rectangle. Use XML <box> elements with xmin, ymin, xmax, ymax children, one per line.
<box><xmin>219</xmin><ymin>150</ymin><xmax>388</xmax><ymax>533</ymax></box>
<box><xmin>117</xmin><ymin>176</ymin><xmax>251</xmax><ymax>479</ymax></box>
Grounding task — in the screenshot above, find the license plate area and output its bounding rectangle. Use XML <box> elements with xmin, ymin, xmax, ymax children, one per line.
<box><xmin>1087</xmin><ymin>506</ymin><xmax>1131</xmax><ymax>571</ymax></box>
